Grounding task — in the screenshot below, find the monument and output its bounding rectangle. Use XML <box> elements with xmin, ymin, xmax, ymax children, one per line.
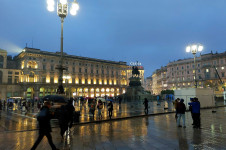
<box><xmin>124</xmin><ymin>65</ymin><xmax>152</xmax><ymax>101</ymax></box>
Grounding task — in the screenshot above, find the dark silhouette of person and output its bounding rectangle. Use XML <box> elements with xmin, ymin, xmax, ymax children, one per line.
<box><xmin>31</xmin><ymin>101</ymin><xmax>59</xmax><ymax>150</ymax></box>
<box><xmin>59</xmin><ymin>100</ymin><xmax>75</xmax><ymax>138</ymax></box>
<box><xmin>188</xmin><ymin>97</ymin><xmax>201</xmax><ymax>128</ymax></box>
<box><xmin>107</xmin><ymin>101</ymin><xmax>113</xmax><ymax>119</ymax></box>
<box><xmin>143</xmin><ymin>98</ymin><xmax>148</xmax><ymax>114</ymax></box>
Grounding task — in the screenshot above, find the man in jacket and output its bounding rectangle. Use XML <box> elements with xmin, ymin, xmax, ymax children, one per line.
<box><xmin>188</xmin><ymin>97</ymin><xmax>201</xmax><ymax>128</ymax></box>
<box><xmin>176</xmin><ymin>99</ymin><xmax>186</xmax><ymax>128</ymax></box>
<box><xmin>31</xmin><ymin>101</ymin><xmax>59</xmax><ymax>150</ymax></box>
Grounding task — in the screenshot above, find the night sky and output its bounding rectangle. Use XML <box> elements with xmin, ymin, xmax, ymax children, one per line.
<box><xmin>1</xmin><ymin>0</ymin><xmax>226</xmax><ymax>77</ymax></box>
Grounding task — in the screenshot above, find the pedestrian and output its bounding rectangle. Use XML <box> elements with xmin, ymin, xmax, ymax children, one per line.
<box><xmin>31</xmin><ymin>101</ymin><xmax>59</xmax><ymax>150</ymax></box>
<box><xmin>174</xmin><ymin>98</ymin><xmax>180</xmax><ymax>121</ymax></box>
<box><xmin>0</xmin><ymin>100</ymin><xmax>2</xmax><ymax>110</ymax></box>
<box><xmin>176</xmin><ymin>99</ymin><xmax>186</xmax><ymax>128</ymax></box>
<box><xmin>97</xmin><ymin>100</ymin><xmax>103</xmax><ymax>119</ymax></box>
<box><xmin>189</xmin><ymin>98</ymin><xmax>194</xmax><ymax>125</ymax></box>
<box><xmin>59</xmin><ymin>99</ymin><xmax>75</xmax><ymax>138</ymax></box>
<box><xmin>90</xmin><ymin>100</ymin><xmax>96</xmax><ymax>118</ymax></box>
<box><xmin>119</xmin><ymin>97</ymin><xmax>122</xmax><ymax>105</ymax></box>
<box><xmin>107</xmin><ymin>101</ymin><xmax>113</xmax><ymax>119</ymax></box>
<box><xmin>3</xmin><ymin>100</ymin><xmax>6</xmax><ymax>108</ymax></box>
<box><xmin>188</xmin><ymin>97</ymin><xmax>201</xmax><ymax>129</ymax></box>
<box><xmin>143</xmin><ymin>98</ymin><xmax>148</xmax><ymax>114</ymax></box>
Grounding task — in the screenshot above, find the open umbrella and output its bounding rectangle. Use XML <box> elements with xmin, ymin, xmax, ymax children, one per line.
<box><xmin>106</xmin><ymin>99</ymin><xmax>114</xmax><ymax>102</ymax></box>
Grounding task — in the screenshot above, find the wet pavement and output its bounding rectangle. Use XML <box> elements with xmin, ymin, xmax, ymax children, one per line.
<box><xmin>0</xmin><ymin>101</ymin><xmax>176</xmax><ymax>132</ymax></box>
<box><xmin>1</xmin><ymin>106</ymin><xmax>226</xmax><ymax>149</ymax></box>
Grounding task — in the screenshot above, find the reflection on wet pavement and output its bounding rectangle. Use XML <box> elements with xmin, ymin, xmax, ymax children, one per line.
<box><xmin>1</xmin><ymin>107</ymin><xmax>226</xmax><ymax>149</ymax></box>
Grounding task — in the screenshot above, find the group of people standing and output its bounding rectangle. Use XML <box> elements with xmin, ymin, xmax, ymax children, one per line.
<box><xmin>90</xmin><ymin>99</ymin><xmax>114</xmax><ymax>119</ymax></box>
<box><xmin>174</xmin><ymin>97</ymin><xmax>201</xmax><ymax>129</ymax></box>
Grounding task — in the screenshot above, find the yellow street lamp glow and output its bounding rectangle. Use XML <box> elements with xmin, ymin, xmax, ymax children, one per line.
<box><xmin>60</xmin><ymin>0</ymin><xmax>68</xmax><ymax>5</ymax></box>
<box><xmin>186</xmin><ymin>46</ymin><xmax>191</xmax><ymax>52</ymax></box>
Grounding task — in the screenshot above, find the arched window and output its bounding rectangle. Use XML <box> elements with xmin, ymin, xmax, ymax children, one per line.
<box><xmin>0</xmin><ymin>56</ymin><xmax>4</xmax><ymax>68</ymax></box>
<box><xmin>27</xmin><ymin>61</ymin><xmax>38</xmax><ymax>69</ymax></box>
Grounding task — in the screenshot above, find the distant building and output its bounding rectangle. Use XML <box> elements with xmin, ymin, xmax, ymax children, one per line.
<box><xmin>148</xmin><ymin>51</ymin><xmax>226</xmax><ymax>95</ymax></box>
<box><xmin>0</xmin><ymin>47</ymin><xmax>133</xmax><ymax>100</ymax></box>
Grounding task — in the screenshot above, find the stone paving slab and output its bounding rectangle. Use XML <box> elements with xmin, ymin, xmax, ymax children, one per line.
<box><xmin>1</xmin><ymin>107</ymin><xmax>226</xmax><ymax>149</ymax></box>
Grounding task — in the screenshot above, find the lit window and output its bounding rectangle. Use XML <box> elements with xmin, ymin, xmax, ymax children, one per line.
<box><xmin>222</xmin><ymin>67</ymin><xmax>224</xmax><ymax>70</ymax></box>
<box><xmin>206</xmin><ymin>69</ymin><xmax>209</xmax><ymax>72</ymax></box>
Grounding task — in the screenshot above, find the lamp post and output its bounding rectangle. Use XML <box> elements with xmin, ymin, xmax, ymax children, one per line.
<box><xmin>47</xmin><ymin>0</ymin><xmax>79</xmax><ymax>94</ymax></box>
<box><xmin>186</xmin><ymin>44</ymin><xmax>203</xmax><ymax>88</ymax></box>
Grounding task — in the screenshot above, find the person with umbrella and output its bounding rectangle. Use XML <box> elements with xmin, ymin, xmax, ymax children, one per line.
<box><xmin>107</xmin><ymin>100</ymin><xmax>113</xmax><ymax>119</ymax></box>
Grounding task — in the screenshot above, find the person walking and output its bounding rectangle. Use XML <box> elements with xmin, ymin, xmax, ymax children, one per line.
<box><xmin>31</xmin><ymin>101</ymin><xmax>59</xmax><ymax>150</ymax></box>
<box><xmin>176</xmin><ymin>99</ymin><xmax>186</xmax><ymax>128</ymax></box>
<box><xmin>107</xmin><ymin>101</ymin><xmax>113</xmax><ymax>119</ymax></box>
<box><xmin>189</xmin><ymin>97</ymin><xmax>201</xmax><ymax>129</ymax></box>
<box><xmin>174</xmin><ymin>98</ymin><xmax>180</xmax><ymax>121</ymax></box>
<box><xmin>59</xmin><ymin>99</ymin><xmax>75</xmax><ymax>138</ymax></box>
<box><xmin>143</xmin><ymin>98</ymin><xmax>148</xmax><ymax>114</ymax></box>
<box><xmin>97</xmin><ymin>100</ymin><xmax>103</xmax><ymax>119</ymax></box>
<box><xmin>90</xmin><ymin>100</ymin><xmax>96</xmax><ymax>118</ymax></box>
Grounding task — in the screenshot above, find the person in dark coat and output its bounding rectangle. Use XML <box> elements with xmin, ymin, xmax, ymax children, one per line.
<box><xmin>189</xmin><ymin>98</ymin><xmax>194</xmax><ymax>125</ymax></box>
<box><xmin>107</xmin><ymin>101</ymin><xmax>113</xmax><ymax>119</ymax></box>
<box><xmin>143</xmin><ymin>98</ymin><xmax>148</xmax><ymax>114</ymax></box>
<box><xmin>176</xmin><ymin>99</ymin><xmax>186</xmax><ymax>128</ymax></box>
<box><xmin>188</xmin><ymin>97</ymin><xmax>201</xmax><ymax>128</ymax></box>
<box><xmin>59</xmin><ymin>100</ymin><xmax>75</xmax><ymax>138</ymax></box>
<box><xmin>31</xmin><ymin>101</ymin><xmax>59</xmax><ymax>150</ymax></box>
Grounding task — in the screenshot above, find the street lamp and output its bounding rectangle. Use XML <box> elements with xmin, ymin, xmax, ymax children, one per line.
<box><xmin>46</xmin><ymin>0</ymin><xmax>79</xmax><ymax>94</ymax></box>
<box><xmin>186</xmin><ymin>44</ymin><xmax>203</xmax><ymax>88</ymax></box>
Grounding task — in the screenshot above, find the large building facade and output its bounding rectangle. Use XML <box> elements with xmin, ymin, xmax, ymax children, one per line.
<box><xmin>0</xmin><ymin>47</ymin><xmax>134</xmax><ymax>100</ymax></box>
<box><xmin>148</xmin><ymin>51</ymin><xmax>226</xmax><ymax>95</ymax></box>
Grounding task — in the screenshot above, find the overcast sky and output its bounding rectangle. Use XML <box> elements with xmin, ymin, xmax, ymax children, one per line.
<box><xmin>1</xmin><ymin>0</ymin><xmax>226</xmax><ymax>77</ymax></box>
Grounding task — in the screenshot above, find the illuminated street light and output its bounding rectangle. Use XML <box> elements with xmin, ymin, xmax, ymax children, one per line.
<box><xmin>186</xmin><ymin>44</ymin><xmax>203</xmax><ymax>88</ymax></box>
<box><xmin>46</xmin><ymin>0</ymin><xmax>79</xmax><ymax>94</ymax></box>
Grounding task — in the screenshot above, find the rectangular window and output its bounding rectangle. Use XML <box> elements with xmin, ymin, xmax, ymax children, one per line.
<box><xmin>15</xmin><ymin>72</ymin><xmax>19</xmax><ymax>75</ymax></box>
<box><xmin>85</xmin><ymin>79</ymin><xmax>88</xmax><ymax>84</ymax></box>
<box><xmin>177</xmin><ymin>67</ymin><xmax>178</xmax><ymax>70</ymax></box>
<box><xmin>102</xmin><ymin>70</ymin><xmax>104</xmax><ymax>74</ymax></box>
<box><xmin>222</xmin><ymin>72</ymin><xmax>225</xmax><ymax>77</ymax></box>
<box><xmin>79</xmin><ymin>79</ymin><xmax>82</xmax><ymax>84</ymax></box>
<box><xmin>96</xmin><ymin>70</ymin><xmax>99</xmax><ymax>74</ymax></box>
<box><xmin>112</xmin><ymin>71</ymin><xmax>114</xmax><ymax>75</ymax></box>
<box><xmin>102</xmin><ymin>80</ymin><xmax>104</xmax><ymax>84</ymax></box>
<box><xmin>8</xmin><ymin>76</ymin><xmax>12</xmax><ymax>84</ymax></box>
<box><xmin>85</xmin><ymin>69</ymin><xmax>87</xmax><ymax>73</ymax></box>
<box><xmin>221</xmin><ymin>59</ymin><xmax>224</xmax><ymax>64</ymax></box>
<box><xmin>187</xmin><ymin>66</ymin><xmax>189</xmax><ymax>69</ymax></box>
<box><xmin>91</xmin><ymin>69</ymin><xmax>93</xmax><ymax>73</ymax></box>
<box><xmin>43</xmin><ymin>65</ymin><xmax>46</xmax><ymax>70</ymax></box>
<box><xmin>14</xmin><ymin>76</ymin><xmax>19</xmax><ymax>84</ymax></box>
<box><xmin>42</xmin><ymin>77</ymin><xmax>46</xmax><ymax>83</ymax></box>
<box><xmin>96</xmin><ymin>79</ymin><xmax>99</xmax><ymax>84</ymax></box>
<box><xmin>8</xmin><ymin>71</ymin><xmax>12</xmax><ymax>74</ymax></box>
<box><xmin>215</xmin><ymin>73</ymin><xmax>218</xmax><ymax>78</ymax></box>
<box><xmin>73</xmin><ymin>67</ymin><xmax>75</xmax><ymax>73</ymax></box>
<box><xmin>79</xmin><ymin>68</ymin><xmax>82</xmax><ymax>73</ymax></box>
<box><xmin>72</xmin><ymin>78</ymin><xmax>75</xmax><ymax>84</ymax></box>
<box><xmin>51</xmin><ymin>65</ymin><xmax>54</xmax><ymax>71</ymax></box>
<box><xmin>206</xmin><ymin>69</ymin><xmax>209</xmax><ymax>72</ymax></box>
<box><xmin>50</xmin><ymin>77</ymin><xmax>54</xmax><ymax>83</ymax></box>
<box><xmin>198</xmin><ymin>69</ymin><xmax>200</xmax><ymax>73</ymax></box>
<box><xmin>187</xmin><ymin>71</ymin><xmax>189</xmax><ymax>74</ymax></box>
<box><xmin>112</xmin><ymin>80</ymin><xmax>114</xmax><ymax>84</ymax></box>
<box><xmin>91</xmin><ymin>79</ymin><xmax>93</xmax><ymax>84</ymax></box>
<box><xmin>181</xmin><ymin>66</ymin><xmax>184</xmax><ymax>70</ymax></box>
